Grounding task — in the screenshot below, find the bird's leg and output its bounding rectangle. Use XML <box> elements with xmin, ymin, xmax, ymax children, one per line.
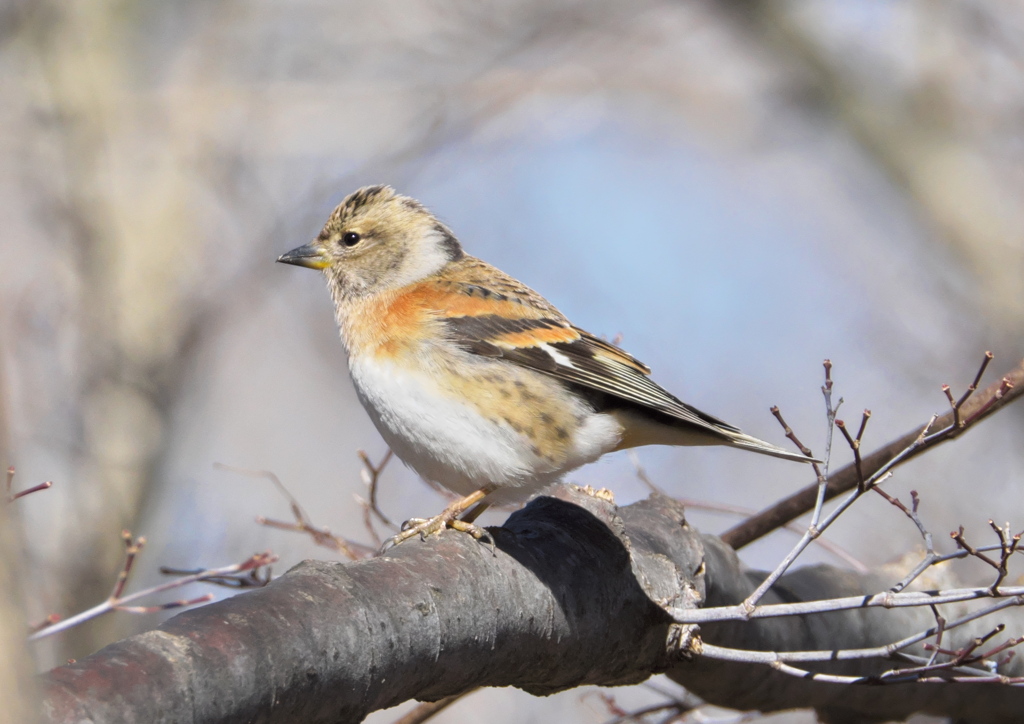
<box><xmin>383</xmin><ymin>484</ymin><xmax>497</xmax><ymax>550</ymax></box>
<box><xmin>459</xmin><ymin>500</ymin><xmax>491</xmax><ymax>524</ymax></box>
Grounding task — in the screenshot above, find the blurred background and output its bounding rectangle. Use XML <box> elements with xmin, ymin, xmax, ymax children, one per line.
<box><xmin>3</xmin><ymin>1</ymin><xmax>1024</xmax><ymax>722</ymax></box>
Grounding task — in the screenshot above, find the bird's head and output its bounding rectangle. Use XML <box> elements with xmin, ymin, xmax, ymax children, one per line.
<box><xmin>278</xmin><ymin>185</ymin><xmax>463</xmax><ymax>299</ymax></box>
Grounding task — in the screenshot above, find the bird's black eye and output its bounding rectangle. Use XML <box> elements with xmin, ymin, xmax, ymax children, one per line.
<box><xmin>342</xmin><ymin>231</ymin><xmax>361</xmax><ymax>247</ymax></box>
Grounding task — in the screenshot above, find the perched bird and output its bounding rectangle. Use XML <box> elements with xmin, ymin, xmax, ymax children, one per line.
<box><xmin>279</xmin><ymin>185</ymin><xmax>813</xmax><ymax>546</ymax></box>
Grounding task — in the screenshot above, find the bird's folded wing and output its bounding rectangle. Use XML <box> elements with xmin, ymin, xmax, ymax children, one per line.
<box><xmin>435</xmin><ymin>283</ymin><xmax>740</xmax><ymax>437</ymax></box>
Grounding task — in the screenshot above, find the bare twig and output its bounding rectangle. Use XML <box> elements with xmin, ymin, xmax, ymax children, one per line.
<box><xmin>5</xmin><ymin>466</ymin><xmax>52</xmax><ymax>502</ymax></box>
<box><xmin>28</xmin><ymin>614</ymin><xmax>62</xmax><ymax>635</ymax></box>
<box><xmin>627</xmin><ymin>451</ymin><xmax>867</xmax><ymax>571</ymax></box>
<box><xmin>588</xmin><ymin>689</ymin><xmax>701</xmax><ymax>724</ymax></box>
<box><xmin>215</xmin><ymin>463</ymin><xmax>375</xmax><ymax>560</ymax></box>
<box><xmin>894</xmin><ymin>542</ymin><xmax>1020</xmax><ymax>594</ymax></box>
<box><xmin>835</xmin><ymin>408</ymin><xmax>870</xmax><ymax>491</ymax></box>
<box><xmin>356</xmin><ymin>448</ymin><xmax>398</xmax><ymax>547</ymax></box>
<box><xmin>255</xmin><ymin>514</ymin><xmax>374</xmax><ymax>560</ymax></box>
<box><xmin>701</xmin><ymin>628</ymin><xmax>1024</xmax><ymax>685</ymax></box>
<box><xmin>28</xmin><ymin>539</ymin><xmax>276</xmax><ymax>641</ymax></box>
<box><xmin>112</xmin><ymin>530</ymin><xmax>144</xmax><ymax>600</ymax></box>
<box><xmin>871</xmin><ymin>487</ymin><xmax>939</xmax><ymax>593</ymax></box>
<box><xmin>604</xmin><ymin>702</ymin><xmax>688</xmax><ymax>724</ymax></box>
<box><xmin>723</xmin><ymin>355</ymin><xmax>1024</xmax><ymax>550</ymax></box>
<box><xmin>677</xmin><ymin>588</ymin><xmax>1024</xmax><ymax>625</ymax></box>
<box><xmin>657</xmin><ymin>357</ymin><xmax>1024</xmax><ymax>689</ymax></box>
<box><xmin>952</xmin><ymin>523</ymin><xmax>1023</xmax><ymax>594</ymax></box>
<box><xmin>703</xmin><ymin>595</ymin><xmax>1023</xmax><ymax>673</ymax></box>
<box><xmin>927</xmin><ymin>605</ymin><xmax>947</xmax><ymax>666</ymax></box>
<box><xmin>948</xmin><ymin>351</ymin><xmax>994</xmax><ymax>428</ymax></box>
<box><xmin>358</xmin><ymin>449</ymin><xmax>394</xmax><ymax>526</ymax></box>
<box><xmin>742</xmin><ymin>362</ymin><xmax>850</xmax><ymax>609</ymax></box>
<box><xmin>769</xmin><ymin>405</ymin><xmax>817</xmax><ymax>463</ymax></box>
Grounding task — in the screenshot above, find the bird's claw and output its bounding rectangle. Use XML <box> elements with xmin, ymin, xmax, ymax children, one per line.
<box><xmin>381</xmin><ymin>514</ymin><xmax>494</xmax><ymax>553</ymax></box>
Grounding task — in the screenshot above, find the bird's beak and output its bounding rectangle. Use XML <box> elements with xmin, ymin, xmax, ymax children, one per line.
<box><xmin>277</xmin><ymin>242</ymin><xmax>329</xmax><ymax>270</ymax></box>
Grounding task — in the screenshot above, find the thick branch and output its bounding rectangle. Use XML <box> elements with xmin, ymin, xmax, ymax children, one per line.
<box><xmin>40</xmin><ymin>488</ymin><xmax>1024</xmax><ymax>724</ymax></box>
<box><xmin>723</xmin><ymin>358</ymin><xmax>1024</xmax><ymax>549</ymax></box>
<box><xmin>40</xmin><ymin>489</ymin><xmax>701</xmax><ymax>723</ymax></box>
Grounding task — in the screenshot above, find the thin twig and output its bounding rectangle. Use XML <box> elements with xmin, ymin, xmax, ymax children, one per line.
<box><xmin>950</xmin><ymin>351</ymin><xmax>993</xmax><ymax>428</ymax></box>
<box><xmin>893</xmin><ymin>542</ymin><xmax>1018</xmax><ymax>593</ymax></box>
<box><xmin>603</xmin><ymin>702</ymin><xmax>687</xmax><ymax>724</ymax></box>
<box><xmin>742</xmin><ymin>362</ymin><xmax>848</xmax><ymax>609</ymax></box>
<box><xmin>926</xmin><ymin>604</ymin><xmax>947</xmax><ymax>667</ymax></box>
<box><xmin>111</xmin><ymin>531</ymin><xmax>145</xmax><ymax>600</ymax></box>
<box><xmin>951</xmin><ymin>524</ymin><xmax>1023</xmax><ymax>594</ymax></box>
<box><xmin>5</xmin><ymin>467</ymin><xmax>52</xmax><ymax>502</ymax></box>
<box><xmin>702</xmin><ymin>596</ymin><xmax>1022</xmax><ymax>670</ymax></box>
<box><xmin>740</xmin><ymin>370</ymin><xmax>949</xmax><ymax>612</ymax></box>
<box><xmin>723</xmin><ymin>355</ymin><xmax>1024</xmax><ymax>550</ymax></box>
<box><xmin>676</xmin><ymin>589</ymin><xmax>1024</xmax><ymax>625</ymax></box>
<box><xmin>701</xmin><ymin>636</ymin><xmax>1024</xmax><ymax>685</ymax></box>
<box><xmin>28</xmin><ymin>547</ymin><xmax>276</xmax><ymax>641</ymax></box>
<box><xmin>835</xmin><ymin>408</ymin><xmax>870</xmax><ymax>491</ymax></box>
<box><xmin>215</xmin><ymin>463</ymin><xmax>374</xmax><ymax>560</ymax></box>
<box><xmin>356</xmin><ymin>449</ymin><xmax>399</xmax><ymax>547</ymax></box>
<box><xmin>769</xmin><ymin>405</ymin><xmax>818</xmax><ymax>463</ymax></box>
<box><xmin>627</xmin><ymin>451</ymin><xmax>868</xmax><ymax>572</ymax></box>
<box><xmin>870</xmin><ymin>487</ymin><xmax>939</xmax><ymax>593</ymax></box>
<box><xmin>587</xmin><ymin>689</ymin><xmax>701</xmax><ymax>724</ymax></box>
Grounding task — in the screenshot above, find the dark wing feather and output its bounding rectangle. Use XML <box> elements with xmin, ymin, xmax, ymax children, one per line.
<box><xmin>444</xmin><ymin>313</ymin><xmax>740</xmax><ymax>437</ymax></box>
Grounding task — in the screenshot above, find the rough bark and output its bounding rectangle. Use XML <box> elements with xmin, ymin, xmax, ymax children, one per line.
<box><xmin>40</xmin><ymin>486</ymin><xmax>1024</xmax><ymax>724</ymax></box>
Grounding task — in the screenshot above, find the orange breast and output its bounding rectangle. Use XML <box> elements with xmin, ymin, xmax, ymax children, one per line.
<box><xmin>341</xmin><ymin>286</ymin><xmax>438</xmax><ymax>359</ymax></box>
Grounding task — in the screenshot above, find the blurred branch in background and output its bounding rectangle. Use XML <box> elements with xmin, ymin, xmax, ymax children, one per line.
<box><xmin>2</xmin><ymin>1</ymin><xmax>1024</xmax><ymax>721</ymax></box>
<box><xmin>727</xmin><ymin>1</ymin><xmax>1024</xmax><ymax>361</ymax></box>
<box><xmin>751</xmin><ymin>2</ymin><xmax>1017</xmax><ymax>373</ymax></box>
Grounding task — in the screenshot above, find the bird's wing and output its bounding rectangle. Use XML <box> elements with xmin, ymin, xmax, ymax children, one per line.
<box><xmin>423</xmin><ymin>270</ymin><xmax>742</xmax><ymax>438</ymax></box>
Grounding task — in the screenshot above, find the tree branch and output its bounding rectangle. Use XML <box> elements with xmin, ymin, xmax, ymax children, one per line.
<box><xmin>723</xmin><ymin>357</ymin><xmax>1024</xmax><ymax>549</ymax></box>
<box><xmin>674</xmin><ymin>536</ymin><xmax>1024</xmax><ymax>722</ymax></box>
<box><xmin>39</xmin><ymin>487</ymin><xmax>1024</xmax><ymax>723</ymax></box>
<box><xmin>40</xmin><ymin>489</ymin><xmax>700</xmax><ymax>723</ymax></box>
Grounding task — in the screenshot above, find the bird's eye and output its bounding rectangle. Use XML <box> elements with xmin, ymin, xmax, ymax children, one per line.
<box><xmin>342</xmin><ymin>231</ymin><xmax>361</xmax><ymax>247</ymax></box>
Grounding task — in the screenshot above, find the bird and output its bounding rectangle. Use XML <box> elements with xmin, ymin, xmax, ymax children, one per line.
<box><xmin>278</xmin><ymin>185</ymin><xmax>814</xmax><ymax>547</ymax></box>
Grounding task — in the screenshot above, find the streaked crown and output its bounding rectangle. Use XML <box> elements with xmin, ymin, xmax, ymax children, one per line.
<box><xmin>278</xmin><ymin>185</ymin><xmax>463</xmax><ymax>299</ymax></box>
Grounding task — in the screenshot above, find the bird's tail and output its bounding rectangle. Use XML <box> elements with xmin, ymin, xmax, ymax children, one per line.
<box><xmin>610</xmin><ymin>408</ymin><xmax>820</xmax><ymax>463</ymax></box>
<box><xmin>721</xmin><ymin>429</ymin><xmax>820</xmax><ymax>464</ymax></box>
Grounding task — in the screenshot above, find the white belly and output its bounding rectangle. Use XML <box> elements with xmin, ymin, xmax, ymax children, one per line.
<box><xmin>348</xmin><ymin>354</ymin><xmax>620</xmax><ymax>500</ymax></box>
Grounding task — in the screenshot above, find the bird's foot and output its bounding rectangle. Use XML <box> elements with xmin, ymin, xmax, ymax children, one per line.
<box><xmin>381</xmin><ymin>485</ymin><xmax>497</xmax><ymax>552</ymax></box>
<box><xmin>381</xmin><ymin>510</ymin><xmax>493</xmax><ymax>552</ymax></box>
